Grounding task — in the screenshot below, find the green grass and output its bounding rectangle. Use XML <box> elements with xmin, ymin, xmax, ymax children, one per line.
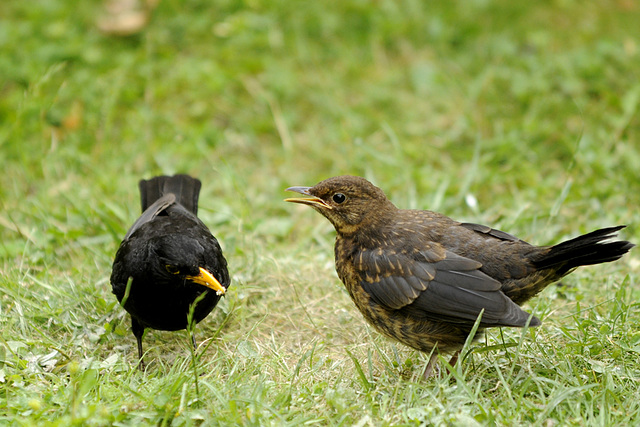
<box><xmin>1</xmin><ymin>0</ymin><xmax>640</xmax><ymax>424</ymax></box>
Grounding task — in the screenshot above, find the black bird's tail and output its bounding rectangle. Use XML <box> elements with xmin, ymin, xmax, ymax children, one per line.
<box><xmin>139</xmin><ymin>175</ymin><xmax>202</xmax><ymax>215</ymax></box>
<box><xmin>533</xmin><ymin>226</ymin><xmax>634</xmax><ymax>277</ymax></box>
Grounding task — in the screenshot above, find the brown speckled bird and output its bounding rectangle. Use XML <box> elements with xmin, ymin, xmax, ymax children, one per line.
<box><xmin>285</xmin><ymin>175</ymin><xmax>633</xmax><ymax>377</ymax></box>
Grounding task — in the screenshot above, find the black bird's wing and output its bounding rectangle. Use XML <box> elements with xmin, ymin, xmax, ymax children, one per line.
<box><xmin>356</xmin><ymin>244</ymin><xmax>538</xmax><ymax>327</ymax></box>
<box><xmin>123</xmin><ymin>193</ymin><xmax>176</xmax><ymax>240</ymax></box>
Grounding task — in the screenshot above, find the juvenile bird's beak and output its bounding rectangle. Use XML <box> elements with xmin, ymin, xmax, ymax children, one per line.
<box><xmin>284</xmin><ymin>186</ymin><xmax>332</xmax><ymax>209</ymax></box>
<box><xmin>187</xmin><ymin>267</ymin><xmax>226</xmax><ymax>295</ymax></box>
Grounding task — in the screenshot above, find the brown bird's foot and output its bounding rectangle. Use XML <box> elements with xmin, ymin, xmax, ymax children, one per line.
<box><xmin>447</xmin><ymin>351</ymin><xmax>460</xmax><ymax>369</ymax></box>
<box><xmin>423</xmin><ymin>351</ymin><xmax>440</xmax><ymax>379</ymax></box>
<box><xmin>422</xmin><ymin>350</ymin><xmax>460</xmax><ymax>379</ymax></box>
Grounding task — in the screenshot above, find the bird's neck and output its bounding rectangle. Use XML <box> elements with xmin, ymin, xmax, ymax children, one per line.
<box><xmin>336</xmin><ymin>203</ymin><xmax>397</xmax><ymax>241</ymax></box>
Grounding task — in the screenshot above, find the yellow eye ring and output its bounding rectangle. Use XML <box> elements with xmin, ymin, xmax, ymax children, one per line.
<box><xmin>165</xmin><ymin>265</ymin><xmax>180</xmax><ymax>275</ymax></box>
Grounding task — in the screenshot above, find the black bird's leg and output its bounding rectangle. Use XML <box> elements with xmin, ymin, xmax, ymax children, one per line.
<box><xmin>191</xmin><ymin>334</ymin><xmax>197</xmax><ymax>351</ymax></box>
<box><xmin>131</xmin><ymin>317</ymin><xmax>146</xmax><ymax>370</ymax></box>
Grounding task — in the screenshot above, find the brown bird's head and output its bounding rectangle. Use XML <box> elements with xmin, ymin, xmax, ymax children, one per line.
<box><xmin>285</xmin><ymin>175</ymin><xmax>396</xmax><ymax>235</ymax></box>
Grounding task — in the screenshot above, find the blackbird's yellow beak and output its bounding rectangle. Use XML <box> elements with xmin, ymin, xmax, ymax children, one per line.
<box><xmin>187</xmin><ymin>267</ymin><xmax>226</xmax><ymax>295</ymax></box>
<box><xmin>284</xmin><ymin>186</ymin><xmax>332</xmax><ymax>210</ymax></box>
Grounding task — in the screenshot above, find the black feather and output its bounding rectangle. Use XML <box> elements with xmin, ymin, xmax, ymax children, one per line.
<box><xmin>534</xmin><ymin>226</ymin><xmax>634</xmax><ymax>276</ymax></box>
<box><xmin>139</xmin><ymin>174</ymin><xmax>201</xmax><ymax>215</ymax></box>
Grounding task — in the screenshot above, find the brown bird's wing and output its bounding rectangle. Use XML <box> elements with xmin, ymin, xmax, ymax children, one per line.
<box><xmin>356</xmin><ymin>245</ymin><xmax>539</xmax><ymax>327</ymax></box>
<box><xmin>459</xmin><ymin>222</ymin><xmax>523</xmax><ymax>242</ymax></box>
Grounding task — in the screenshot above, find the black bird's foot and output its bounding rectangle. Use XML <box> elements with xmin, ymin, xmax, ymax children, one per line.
<box><xmin>133</xmin><ymin>319</ymin><xmax>146</xmax><ymax>371</ymax></box>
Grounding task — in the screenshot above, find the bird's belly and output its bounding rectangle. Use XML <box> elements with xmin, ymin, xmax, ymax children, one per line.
<box><xmin>123</xmin><ymin>283</ymin><xmax>219</xmax><ymax>331</ymax></box>
<box><xmin>356</xmin><ymin>296</ymin><xmax>470</xmax><ymax>354</ymax></box>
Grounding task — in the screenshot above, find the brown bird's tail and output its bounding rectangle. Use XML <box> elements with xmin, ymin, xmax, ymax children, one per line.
<box><xmin>139</xmin><ymin>174</ymin><xmax>202</xmax><ymax>215</ymax></box>
<box><xmin>533</xmin><ymin>226</ymin><xmax>634</xmax><ymax>277</ymax></box>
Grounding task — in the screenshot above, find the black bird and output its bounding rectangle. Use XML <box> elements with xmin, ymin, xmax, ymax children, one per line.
<box><xmin>285</xmin><ymin>175</ymin><xmax>633</xmax><ymax>377</ymax></box>
<box><xmin>111</xmin><ymin>174</ymin><xmax>230</xmax><ymax>368</ymax></box>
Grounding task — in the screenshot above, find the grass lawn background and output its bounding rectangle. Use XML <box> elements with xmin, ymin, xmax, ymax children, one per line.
<box><xmin>1</xmin><ymin>0</ymin><xmax>639</xmax><ymax>425</ymax></box>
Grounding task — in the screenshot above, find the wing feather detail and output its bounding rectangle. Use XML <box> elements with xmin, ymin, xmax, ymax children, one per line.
<box><xmin>356</xmin><ymin>244</ymin><xmax>539</xmax><ymax>327</ymax></box>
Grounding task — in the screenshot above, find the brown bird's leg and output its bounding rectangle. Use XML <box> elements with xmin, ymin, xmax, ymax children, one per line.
<box><xmin>423</xmin><ymin>350</ymin><xmax>440</xmax><ymax>379</ymax></box>
<box><xmin>447</xmin><ymin>351</ymin><xmax>460</xmax><ymax>370</ymax></box>
<box><xmin>131</xmin><ymin>318</ymin><xmax>146</xmax><ymax>370</ymax></box>
<box><xmin>423</xmin><ymin>349</ymin><xmax>461</xmax><ymax>379</ymax></box>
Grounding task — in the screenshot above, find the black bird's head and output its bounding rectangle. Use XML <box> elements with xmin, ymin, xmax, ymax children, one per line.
<box><xmin>150</xmin><ymin>235</ymin><xmax>227</xmax><ymax>296</ymax></box>
<box><xmin>285</xmin><ymin>175</ymin><xmax>396</xmax><ymax>235</ymax></box>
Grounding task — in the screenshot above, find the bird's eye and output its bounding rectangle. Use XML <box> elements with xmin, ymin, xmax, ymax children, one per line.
<box><xmin>332</xmin><ymin>193</ymin><xmax>346</xmax><ymax>204</ymax></box>
<box><xmin>165</xmin><ymin>265</ymin><xmax>180</xmax><ymax>275</ymax></box>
